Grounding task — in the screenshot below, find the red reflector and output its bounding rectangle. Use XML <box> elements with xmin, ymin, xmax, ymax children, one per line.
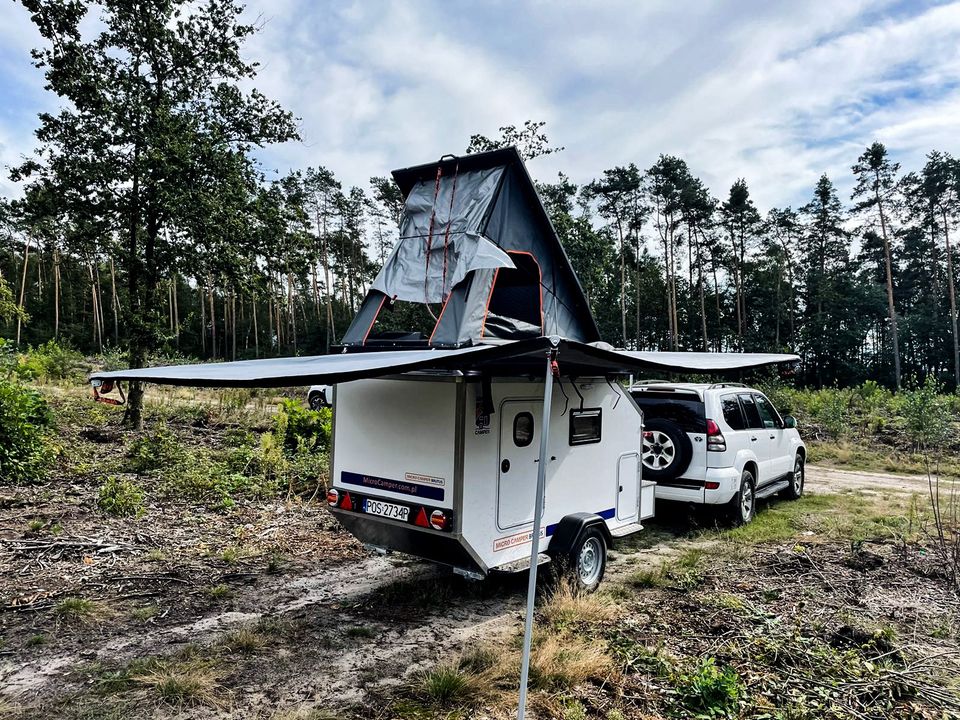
<box><xmin>326</xmin><ymin>489</ymin><xmax>339</xmax><ymax>506</ymax></box>
<box><xmin>643</xmin><ymin>431</ymin><xmax>653</xmax><ymax>440</ymax></box>
<box><xmin>706</xmin><ymin>419</ymin><xmax>721</xmax><ymax>436</ymax></box>
<box><xmin>430</xmin><ymin>510</ymin><xmax>449</xmax><ymax>531</ymax></box>
<box><xmin>705</xmin><ymin>481</ymin><xmax>720</xmax><ymax>490</ymax></box>
<box><xmin>414</xmin><ymin>507</ymin><xmax>429</xmax><ymax>527</ymax></box>
<box><xmin>341</xmin><ymin>493</ymin><xmax>353</xmax><ymax>511</ymax></box>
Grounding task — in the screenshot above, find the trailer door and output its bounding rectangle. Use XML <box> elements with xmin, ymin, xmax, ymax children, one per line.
<box><xmin>497</xmin><ymin>400</ymin><xmax>543</xmax><ymax>530</ymax></box>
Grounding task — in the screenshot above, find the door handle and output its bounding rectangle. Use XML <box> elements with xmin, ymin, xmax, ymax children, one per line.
<box><xmin>769</xmin><ymin>434</ymin><xmax>776</xmax><ymax>439</ymax></box>
<box><xmin>501</xmin><ymin>459</ymin><xmax>510</xmax><ymax>473</ymax></box>
<box><xmin>750</xmin><ymin>436</ymin><xmax>758</xmax><ymax>442</ymax></box>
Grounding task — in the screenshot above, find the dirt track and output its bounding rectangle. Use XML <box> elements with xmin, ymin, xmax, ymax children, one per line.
<box><xmin>0</xmin><ymin>464</ymin><xmax>940</xmax><ymax>718</ymax></box>
<box><xmin>806</xmin><ymin>463</ymin><xmax>951</xmax><ymax>495</ymax></box>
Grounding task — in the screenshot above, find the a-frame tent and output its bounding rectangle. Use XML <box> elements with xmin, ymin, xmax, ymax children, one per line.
<box><xmin>341</xmin><ymin>147</ymin><xmax>601</xmax><ymax>349</ymax></box>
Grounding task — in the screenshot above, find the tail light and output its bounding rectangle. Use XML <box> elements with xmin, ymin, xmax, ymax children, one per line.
<box><xmin>326</xmin><ymin>488</ymin><xmax>339</xmax><ymax>506</ymax></box>
<box><xmin>706</xmin><ymin>419</ymin><xmax>726</xmax><ymax>452</ymax></box>
<box><xmin>430</xmin><ymin>510</ymin><xmax>450</xmax><ymax>531</ymax></box>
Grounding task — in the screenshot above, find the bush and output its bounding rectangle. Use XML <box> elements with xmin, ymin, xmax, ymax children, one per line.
<box><xmin>14</xmin><ymin>340</ymin><xmax>85</xmax><ymax>383</ymax></box>
<box><xmin>98</xmin><ymin>476</ymin><xmax>145</xmax><ymax>517</ymax></box>
<box><xmin>673</xmin><ymin>657</ymin><xmax>741</xmax><ymax>717</ymax></box>
<box><xmin>128</xmin><ymin>425</ymin><xmax>187</xmax><ymax>473</ymax></box>
<box><xmin>275</xmin><ymin>399</ymin><xmax>331</xmax><ymax>453</ymax></box>
<box><xmin>0</xmin><ymin>377</ymin><xmax>55</xmax><ymax>485</ymax></box>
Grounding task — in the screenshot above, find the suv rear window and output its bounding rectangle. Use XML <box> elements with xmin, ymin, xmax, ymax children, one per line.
<box><xmin>738</xmin><ymin>393</ymin><xmax>764</xmax><ymax>429</ymax></box>
<box><xmin>721</xmin><ymin>394</ymin><xmax>747</xmax><ymax>430</ymax></box>
<box><xmin>630</xmin><ymin>391</ymin><xmax>706</xmax><ymax>433</ymax></box>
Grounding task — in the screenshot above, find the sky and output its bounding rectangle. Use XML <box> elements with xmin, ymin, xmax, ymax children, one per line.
<box><xmin>1</xmin><ymin>0</ymin><xmax>959</xmax><ymax>212</ymax></box>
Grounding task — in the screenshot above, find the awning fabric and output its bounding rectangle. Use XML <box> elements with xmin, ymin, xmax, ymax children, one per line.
<box><xmin>89</xmin><ymin>337</ymin><xmax>799</xmax><ymax>389</ymax></box>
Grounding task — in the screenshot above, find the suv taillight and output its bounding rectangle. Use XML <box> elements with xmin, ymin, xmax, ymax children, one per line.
<box><xmin>706</xmin><ymin>418</ymin><xmax>726</xmax><ymax>452</ymax></box>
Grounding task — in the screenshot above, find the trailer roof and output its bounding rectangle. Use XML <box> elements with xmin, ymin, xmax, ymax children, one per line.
<box><xmin>90</xmin><ymin>337</ymin><xmax>798</xmax><ymax>389</ymax></box>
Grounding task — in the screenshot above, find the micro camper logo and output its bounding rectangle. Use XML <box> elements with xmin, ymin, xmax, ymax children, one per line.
<box><xmin>493</xmin><ymin>527</ymin><xmax>546</xmax><ymax>552</ymax></box>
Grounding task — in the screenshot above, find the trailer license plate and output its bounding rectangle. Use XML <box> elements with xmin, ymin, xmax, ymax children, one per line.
<box><xmin>363</xmin><ymin>499</ymin><xmax>409</xmax><ymax>522</ymax></box>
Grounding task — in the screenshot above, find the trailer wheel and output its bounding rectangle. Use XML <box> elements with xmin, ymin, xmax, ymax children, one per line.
<box><xmin>569</xmin><ymin>527</ymin><xmax>606</xmax><ymax>592</ymax></box>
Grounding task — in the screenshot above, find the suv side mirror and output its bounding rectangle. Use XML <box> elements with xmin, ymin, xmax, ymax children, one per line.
<box><xmin>783</xmin><ymin>415</ymin><xmax>797</xmax><ymax>429</ymax></box>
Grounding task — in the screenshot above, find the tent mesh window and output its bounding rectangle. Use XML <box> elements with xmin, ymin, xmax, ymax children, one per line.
<box><xmin>483</xmin><ymin>252</ymin><xmax>543</xmax><ymax>340</ymax></box>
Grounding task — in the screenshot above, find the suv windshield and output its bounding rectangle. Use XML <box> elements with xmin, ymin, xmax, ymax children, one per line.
<box><xmin>630</xmin><ymin>391</ymin><xmax>706</xmax><ymax>433</ymax></box>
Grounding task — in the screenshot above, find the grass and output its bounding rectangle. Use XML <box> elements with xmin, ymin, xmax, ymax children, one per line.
<box><xmin>540</xmin><ymin>580</ymin><xmax>618</xmax><ymax>630</ymax></box>
<box><xmin>207</xmin><ymin>583</ymin><xmax>231</xmax><ymax>599</ymax></box>
<box><xmin>54</xmin><ymin>597</ymin><xmax>103</xmax><ymax>622</ymax></box>
<box><xmin>132</xmin><ymin>658</ymin><xmax>226</xmax><ymax>708</ymax></box>
<box><xmin>527</xmin><ymin>633</ymin><xmax>615</xmax><ymax>691</ymax></box>
<box><xmin>811</xmin><ymin>439</ymin><xmax>960</xmax><ymax>477</ymax></box>
<box><xmin>131</xmin><ymin>605</ymin><xmax>159</xmax><ymax>621</ymax></box>
<box><xmin>220</xmin><ymin>626</ymin><xmax>265</xmax><ymax>654</ymax></box>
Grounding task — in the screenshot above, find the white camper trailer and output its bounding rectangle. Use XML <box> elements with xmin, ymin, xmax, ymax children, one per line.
<box><xmin>328</xmin><ymin>373</ymin><xmax>654</xmax><ymax>588</ymax></box>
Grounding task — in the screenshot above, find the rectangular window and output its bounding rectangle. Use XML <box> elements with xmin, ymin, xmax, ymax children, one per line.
<box><xmin>738</xmin><ymin>393</ymin><xmax>764</xmax><ymax>429</ymax></box>
<box><xmin>721</xmin><ymin>394</ymin><xmax>747</xmax><ymax>430</ymax></box>
<box><xmin>569</xmin><ymin>408</ymin><xmax>602</xmax><ymax>445</ymax></box>
<box><xmin>754</xmin><ymin>394</ymin><xmax>782</xmax><ymax>429</ymax></box>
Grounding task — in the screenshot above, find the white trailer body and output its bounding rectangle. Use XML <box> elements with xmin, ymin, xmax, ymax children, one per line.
<box><xmin>329</xmin><ymin>374</ymin><xmax>654</xmax><ymax>576</ymax></box>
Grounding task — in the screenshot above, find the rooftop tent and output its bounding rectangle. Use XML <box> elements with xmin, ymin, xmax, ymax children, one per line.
<box><xmin>341</xmin><ymin>148</ymin><xmax>601</xmax><ymax>349</ymax></box>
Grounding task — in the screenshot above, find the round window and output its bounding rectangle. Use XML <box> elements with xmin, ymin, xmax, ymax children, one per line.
<box><xmin>514</xmin><ymin>412</ymin><xmax>534</xmax><ymax>447</ymax></box>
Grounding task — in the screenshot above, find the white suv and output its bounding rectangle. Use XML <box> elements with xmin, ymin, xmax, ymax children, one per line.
<box><xmin>629</xmin><ymin>382</ymin><xmax>806</xmax><ymax>524</ymax></box>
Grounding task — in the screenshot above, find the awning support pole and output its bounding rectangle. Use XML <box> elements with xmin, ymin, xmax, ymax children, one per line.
<box><xmin>517</xmin><ymin>342</ymin><xmax>559</xmax><ymax>720</ymax></box>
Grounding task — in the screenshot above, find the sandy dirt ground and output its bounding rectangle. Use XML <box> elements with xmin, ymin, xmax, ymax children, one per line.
<box><xmin>0</xmin><ymin>464</ymin><xmax>939</xmax><ymax>718</ymax></box>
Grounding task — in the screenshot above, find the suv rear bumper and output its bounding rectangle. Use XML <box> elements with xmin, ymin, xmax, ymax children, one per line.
<box><xmin>653</xmin><ymin>467</ymin><xmax>740</xmax><ymax>505</ymax></box>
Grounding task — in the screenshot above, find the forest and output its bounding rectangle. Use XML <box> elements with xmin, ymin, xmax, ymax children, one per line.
<box><xmin>1</xmin><ymin>0</ymin><xmax>959</xmax><ymax>406</ymax></box>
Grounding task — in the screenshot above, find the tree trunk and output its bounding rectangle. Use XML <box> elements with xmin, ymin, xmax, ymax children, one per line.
<box><xmin>875</xmin><ymin>176</ymin><xmax>901</xmax><ymax>389</ymax></box>
<box><xmin>16</xmin><ymin>235</ymin><xmax>31</xmax><ymax>345</ymax></box>
<box><xmin>208</xmin><ymin>279</ymin><xmax>217</xmax><ymax>360</ymax></box>
<box><xmin>943</xmin><ymin>209</ymin><xmax>959</xmax><ymax>387</ymax></box>
<box><xmin>252</xmin><ymin>291</ymin><xmax>259</xmax><ymax>358</ymax></box>
<box><xmin>110</xmin><ymin>258</ymin><xmax>119</xmax><ymax>344</ymax></box>
<box><xmin>617</xmin><ymin>218</ymin><xmax>627</xmax><ymax>346</ymax></box>
<box><xmin>172</xmin><ymin>273</ymin><xmax>180</xmax><ymax>346</ymax></box>
<box><xmin>53</xmin><ymin>247</ymin><xmax>60</xmax><ymax>339</ymax></box>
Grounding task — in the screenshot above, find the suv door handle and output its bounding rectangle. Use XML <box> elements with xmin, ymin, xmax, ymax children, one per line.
<box><xmin>750</xmin><ymin>436</ymin><xmax>758</xmax><ymax>442</ymax></box>
<box><xmin>769</xmin><ymin>434</ymin><xmax>776</xmax><ymax>440</ymax></box>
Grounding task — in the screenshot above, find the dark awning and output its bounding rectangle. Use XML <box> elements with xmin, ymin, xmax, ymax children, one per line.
<box><xmin>89</xmin><ymin>337</ymin><xmax>799</xmax><ymax>388</ymax></box>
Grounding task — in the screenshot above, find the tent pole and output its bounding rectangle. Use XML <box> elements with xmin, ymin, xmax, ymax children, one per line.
<box><xmin>517</xmin><ymin>342</ymin><xmax>558</xmax><ymax>720</ymax></box>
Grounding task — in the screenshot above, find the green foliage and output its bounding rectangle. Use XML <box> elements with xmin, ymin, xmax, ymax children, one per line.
<box><xmin>901</xmin><ymin>376</ymin><xmax>953</xmax><ymax>451</ymax></box>
<box><xmin>14</xmin><ymin>340</ymin><xmax>85</xmax><ymax>382</ymax></box>
<box><xmin>0</xmin><ymin>275</ymin><xmax>26</xmax><ymax>324</ymax></box>
<box><xmin>769</xmin><ymin>381</ymin><xmax>960</xmax><ymax>456</ymax></box>
<box><xmin>0</xmin><ymin>376</ymin><xmax>54</xmax><ymax>485</ymax></box>
<box><xmin>672</xmin><ymin>657</ymin><xmax>742</xmax><ymax>718</ymax></box>
<box><xmin>98</xmin><ymin>476</ymin><xmax>145</xmax><ymax>517</ymax></box>
<box><xmin>274</xmin><ymin>399</ymin><xmax>331</xmax><ymax>453</ymax></box>
<box><xmin>128</xmin><ymin>426</ymin><xmax>187</xmax><ymax>473</ymax></box>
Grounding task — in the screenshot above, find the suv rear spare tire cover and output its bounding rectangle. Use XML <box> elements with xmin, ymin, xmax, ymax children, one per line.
<box><xmin>641</xmin><ymin>418</ymin><xmax>693</xmax><ymax>480</ymax></box>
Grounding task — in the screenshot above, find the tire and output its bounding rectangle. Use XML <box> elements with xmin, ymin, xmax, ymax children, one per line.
<box><xmin>641</xmin><ymin>419</ymin><xmax>693</xmax><ymax>481</ymax></box>
<box><xmin>782</xmin><ymin>454</ymin><xmax>804</xmax><ymax>500</ymax></box>
<box><xmin>728</xmin><ymin>469</ymin><xmax>756</xmax><ymax>525</ymax></box>
<box><xmin>308</xmin><ymin>392</ymin><xmax>323</xmax><ymax>411</ymax></box>
<box><xmin>567</xmin><ymin>527</ymin><xmax>607</xmax><ymax>593</ymax></box>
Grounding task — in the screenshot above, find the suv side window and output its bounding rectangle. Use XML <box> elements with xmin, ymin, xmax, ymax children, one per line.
<box><xmin>721</xmin><ymin>394</ymin><xmax>747</xmax><ymax>430</ymax></box>
<box><xmin>738</xmin><ymin>393</ymin><xmax>764</xmax><ymax>429</ymax></box>
<box><xmin>754</xmin><ymin>394</ymin><xmax>782</xmax><ymax>429</ymax></box>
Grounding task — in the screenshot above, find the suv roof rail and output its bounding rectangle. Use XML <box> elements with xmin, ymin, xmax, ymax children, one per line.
<box><xmin>629</xmin><ymin>379</ymin><xmax>673</xmax><ymax>387</ymax></box>
<box><xmin>708</xmin><ymin>382</ymin><xmax>748</xmax><ymax>390</ymax></box>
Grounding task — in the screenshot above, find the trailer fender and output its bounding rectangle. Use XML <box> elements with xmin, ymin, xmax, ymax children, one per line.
<box><xmin>547</xmin><ymin>513</ymin><xmax>613</xmax><ymax>559</ymax></box>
